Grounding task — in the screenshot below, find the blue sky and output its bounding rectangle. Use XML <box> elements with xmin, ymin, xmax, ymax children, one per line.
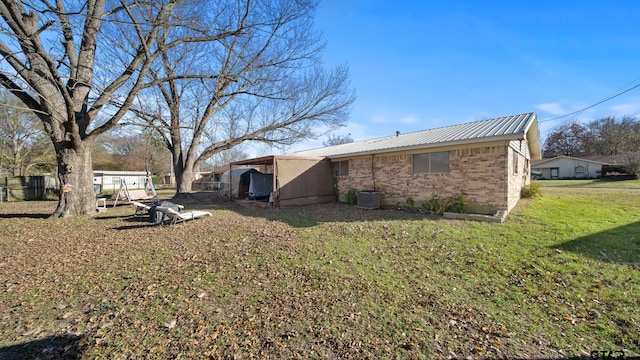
<box><xmin>278</xmin><ymin>0</ymin><xmax>640</xmax><ymax>154</ymax></box>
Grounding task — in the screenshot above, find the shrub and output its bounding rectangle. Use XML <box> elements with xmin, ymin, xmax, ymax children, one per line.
<box><xmin>427</xmin><ymin>195</ymin><xmax>444</xmax><ymax>213</ymax></box>
<box><xmin>345</xmin><ymin>188</ymin><xmax>357</xmax><ymax>205</ymax></box>
<box><xmin>446</xmin><ymin>191</ymin><xmax>467</xmax><ymax>213</ymax></box>
<box><xmin>425</xmin><ymin>192</ymin><xmax>466</xmax><ymax>214</ymax></box>
<box><xmin>521</xmin><ymin>181</ymin><xmax>542</xmax><ymax>198</ymax></box>
<box><xmin>405</xmin><ymin>196</ymin><xmax>415</xmax><ymax>209</ymax></box>
<box><xmin>625</xmin><ymin>158</ymin><xmax>640</xmax><ymax>179</ymax></box>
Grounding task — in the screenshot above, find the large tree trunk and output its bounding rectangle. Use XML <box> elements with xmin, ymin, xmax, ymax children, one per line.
<box><xmin>52</xmin><ymin>143</ymin><xmax>96</xmax><ymax>218</ymax></box>
<box><xmin>175</xmin><ymin>152</ymin><xmax>196</xmax><ymax>193</ymax></box>
<box><xmin>176</xmin><ymin>167</ymin><xmax>195</xmax><ymax>193</ymax></box>
<box><xmin>172</xmin><ymin>142</ymin><xmax>196</xmax><ymax>193</ymax></box>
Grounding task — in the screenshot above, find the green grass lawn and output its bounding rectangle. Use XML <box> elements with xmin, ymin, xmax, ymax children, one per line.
<box><xmin>0</xmin><ymin>186</ymin><xmax>638</xmax><ymax>359</ymax></box>
<box><xmin>538</xmin><ymin>178</ymin><xmax>640</xmax><ymax>189</ymax></box>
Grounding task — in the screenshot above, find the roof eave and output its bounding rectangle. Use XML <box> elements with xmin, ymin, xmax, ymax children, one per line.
<box><xmin>532</xmin><ymin>155</ymin><xmax>612</xmax><ymax>166</ymax></box>
<box><xmin>524</xmin><ymin>114</ymin><xmax>542</xmax><ymax>160</ymax></box>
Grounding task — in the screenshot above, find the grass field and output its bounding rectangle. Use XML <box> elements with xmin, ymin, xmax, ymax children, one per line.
<box><xmin>537</xmin><ymin>178</ymin><xmax>640</xmax><ymax>189</ymax></box>
<box><xmin>0</xmin><ymin>184</ymin><xmax>638</xmax><ymax>359</ymax></box>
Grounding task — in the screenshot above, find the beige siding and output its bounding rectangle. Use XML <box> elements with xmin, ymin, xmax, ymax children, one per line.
<box><xmin>507</xmin><ymin>147</ymin><xmax>530</xmax><ymax>211</ymax></box>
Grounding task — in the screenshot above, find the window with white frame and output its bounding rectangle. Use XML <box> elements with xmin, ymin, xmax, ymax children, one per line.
<box><xmin>412</xmin><ymin>151</ymin><xmax>449</xmax><ymax>174</ymax></box>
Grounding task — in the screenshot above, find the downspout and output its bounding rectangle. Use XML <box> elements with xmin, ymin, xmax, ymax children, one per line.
<box><xmin>371</xmin><ymin>154</ymin><xmax>376</xmax><ymax>191</ymax></box>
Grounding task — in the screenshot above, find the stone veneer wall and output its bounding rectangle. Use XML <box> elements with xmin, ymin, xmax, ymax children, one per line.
<box><xmin>335</xmin><ymin>143</ymin><xmax>519</xmax><ymax>214</ymax></box>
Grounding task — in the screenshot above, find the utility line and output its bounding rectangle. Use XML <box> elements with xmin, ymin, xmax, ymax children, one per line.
<box><xmin>539</xmin><ymin>81</ymin><xmax>640</xmax><ymax>123</ymax></box>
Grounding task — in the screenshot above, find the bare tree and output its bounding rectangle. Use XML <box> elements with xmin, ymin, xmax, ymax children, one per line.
<box><xmin>0</xmin><ymin>90</ymin><xmax>54</xmax><ymax>176</ymax></box>
<box><xmin>209</xmin><ymin>147</ymin><xmax>250</xmax><ymax>169</ymax></box>
<box><xmin>127</xmin><ymin>0</ymin><xmax>355</xmax><ymax>192</ymax></box>
<box><xmin>542</xmin><ymin>116</ymin><xmax>640</xmax><ymax>158</ymax></box>
<box><xmin>93</xmin><ymin>130</ymin><xmax>169</xmax><ymax>175</ymax></box>
<box><xmin>542</xmin><ymin>121</ymin><xmax>590</xmax><ymax>158</ymax></box>
<box><xmin>0</xmin><ymin>0</ymin><xmax>245</xmax><ymax>216</ymax></box>
<box><xmin>586</xmin><ymin>116</ymin><xmax>637</xmax><ymax>155</ymax></box>
<box><xmin>323</xmin><ymin>133</ymin><xmax>354</xmax><ymax>147</ymax></box>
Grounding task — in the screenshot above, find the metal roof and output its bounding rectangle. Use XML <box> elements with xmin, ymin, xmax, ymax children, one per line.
<box><xmin>294</xmin><ymin>112</ymin><xmax>540</xmax><ymax>159</ymax></box>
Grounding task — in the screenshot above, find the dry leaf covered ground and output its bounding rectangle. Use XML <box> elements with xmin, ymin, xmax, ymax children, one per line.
<box><xmin>0</xmin><ymin>190</ymin><xmax>638</xmax><ymax>359</ymax></box>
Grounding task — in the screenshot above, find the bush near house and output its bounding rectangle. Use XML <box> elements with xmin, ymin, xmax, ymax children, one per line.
<box><xmin>521</xmin><ymin>181</ymin><xmax>543</xmax><ymax>198</ymax></box>
<box><xmin>602</xmin><ymin>164</ymin><xmax>639</xmax><ymax>179</ymax></box>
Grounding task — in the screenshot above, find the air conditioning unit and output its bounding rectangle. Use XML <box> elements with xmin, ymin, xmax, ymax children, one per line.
<box><xmin>357</xmin><ymin>190</ymin><xmax>380</xmax><ymax>209</ymax></box>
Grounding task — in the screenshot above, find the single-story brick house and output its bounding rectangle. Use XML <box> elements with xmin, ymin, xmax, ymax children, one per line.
<box><xmin>294</xmin><ymin>112</ymin><xmax>541</xmax><ymax>215</ymax></box>
<box><xmin>531</xmin><ymin>155</ymin><xmax>609</xmax><ymax>179</ymax></box>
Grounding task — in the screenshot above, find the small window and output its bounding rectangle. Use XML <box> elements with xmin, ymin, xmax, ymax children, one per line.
<box><xmin>512</xmin><ymin>149</ymin><xmax>519</xmax><ymax>174</ymax></box>
<box><xmin>413</xmin><ymin>151</ymin><xmax>449</xmax><ymax>174</ymax></box>
<box><xmin>333</xmin><ymin>160</ymin><xmax>349</xmax><ymax>176</ymax></box>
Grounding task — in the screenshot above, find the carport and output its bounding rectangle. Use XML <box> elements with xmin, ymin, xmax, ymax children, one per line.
<box><xmin>228</xmin><ymin>155</ymin><xmax>335</xmax><ymax>207</ymax></box>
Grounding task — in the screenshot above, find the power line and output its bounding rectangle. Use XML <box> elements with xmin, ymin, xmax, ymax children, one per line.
<box><xmin>539</xmin><ymin>81</ymin><xmax>640</xmax><ymax>123</ymax></box>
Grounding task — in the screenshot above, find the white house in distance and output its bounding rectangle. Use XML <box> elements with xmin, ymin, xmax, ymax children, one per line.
<box><xmin>93</xmin><ymin>170</ymin><xmax>150</xmax><ymax>193</ymax></box>
<box><xmin>531</xmin><ymin>156</ymin><xmax>609</xmax><ymax>179</ymax></box>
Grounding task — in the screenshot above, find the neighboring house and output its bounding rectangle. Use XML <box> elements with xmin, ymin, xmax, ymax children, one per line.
<box><xmin>531</xmin><ymin>156</ymin><xmax>609</xmax><ymax>179</ymax></box>
<box><xmin>93</xmin><ymin>170</ymin><xmax>150</xmax><ymax>193</ymax></box>
<box><xmin>294</xmin><ymin>112</ymin><xmax>541</xmax><ymax>215</ymax></box>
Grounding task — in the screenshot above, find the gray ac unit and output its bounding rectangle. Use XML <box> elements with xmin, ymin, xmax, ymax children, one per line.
<box><xmin>357</xmin><ymin>190</ymin><xmax>380</xmax><ymax>209</ymax></box>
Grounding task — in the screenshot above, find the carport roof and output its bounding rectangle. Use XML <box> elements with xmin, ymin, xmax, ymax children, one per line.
<box><xmin>294</xmin><ymin>112</ymin><xmax>540</xmax><ymax>159</ymax></box>
<box><xmin>230</xmin><ymin>155</ymin><xmax>327</xmax><ymax>166</ymax></box>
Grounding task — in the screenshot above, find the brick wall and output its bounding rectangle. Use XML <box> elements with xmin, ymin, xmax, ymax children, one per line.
<box><xmin>335</xmin><ymin>143</ymin><xmax>526</xmax><ymax>214</ymax></box>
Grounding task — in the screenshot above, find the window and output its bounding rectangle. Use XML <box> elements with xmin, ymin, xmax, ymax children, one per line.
<box><xmin>512</xmin><ymin>148</ymin><xmax>519</xmax><ymax>174</ymax></box>
<box><xmin>333</xmin><ymin>160</ymin><xmax>349</xmax><ymax>176</ymax></box>
<box><xmin>413</xmin><ymin>151</ymin><xmax>449</xmax><ymax>174</ymax></box>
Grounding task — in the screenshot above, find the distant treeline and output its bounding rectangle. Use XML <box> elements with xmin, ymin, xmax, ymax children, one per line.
<box><xmin>543</xmin><ymin>116</ymin><xmax>640</xmax><ymax>158</ymax></box>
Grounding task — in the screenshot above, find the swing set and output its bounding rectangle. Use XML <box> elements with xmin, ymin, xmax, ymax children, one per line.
<box><xmin>113</xmin><ymin>175</ymin><xmax>157</xmax><ymax>207</ymax></box>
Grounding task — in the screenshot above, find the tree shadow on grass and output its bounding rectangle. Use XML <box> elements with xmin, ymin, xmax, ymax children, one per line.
<box><xmin>226</xmin><ymin>201</ymin><xmax>437</xmax><ymax>228</ymax></box>
<box><xmin>553</xmin><ymin>221</ymin><xmax>640</xmax><ymax>268</ymax></box>
<box><xmin>0</xmin><ymin>213</ymin><xmax>50</xmax><ymax>219</ymax></box>
<box><xmin>0</xmin><ymin>334</ymin><xmax>86</xmax><ymax>360</ymax></box>
<box><xmin>110</xmin><ymin>215</ymin><xmax>157</xmax><ymax>230</ymax></box>
<box><xmin>93</xmin><ymin>214</ymin><xmax>136</xmax><ymax>220</ymax></box>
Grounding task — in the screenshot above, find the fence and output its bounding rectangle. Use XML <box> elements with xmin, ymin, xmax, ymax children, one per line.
<box><xmin>2</xmin><ymin>176</ymin><xmax>47</xmax><ymax>201</ymax></box>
